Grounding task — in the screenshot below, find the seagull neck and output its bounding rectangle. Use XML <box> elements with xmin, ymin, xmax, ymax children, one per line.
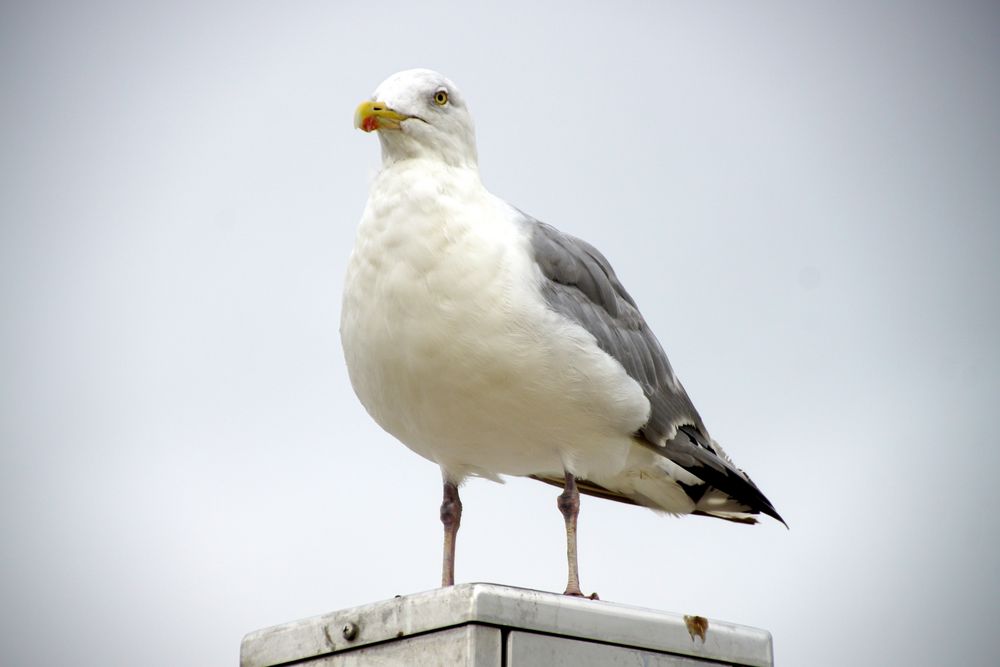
<box><xmin>381</xmin><ymin>153</ymin><xmax>480</xmax><ymax>172</ymax></box>
<box><xmin>378</xmin><ymin>132</ymin><xmax>479</xmax><ymax>170</ymax></box>
<box><xmin>379</xmin><ymin>157</ymin><xmax>483</xmax><ymax>185</ymax></box>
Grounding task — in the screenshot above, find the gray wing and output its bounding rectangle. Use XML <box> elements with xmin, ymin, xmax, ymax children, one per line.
<box><xmin>526</xmin><ymin>217</ymin><xmax>703</xmax><ymax>445</ymax></box>
<box><xmin>525</xmin><ymin>217</ymin><xmax>785</xmax><ymax>524</ymax></box>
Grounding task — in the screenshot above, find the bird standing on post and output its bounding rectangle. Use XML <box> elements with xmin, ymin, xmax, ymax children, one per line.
<box><xmin>342</xmin><ymin>69</ymin><xmax>784</xmax><ymax>598</ymax></box>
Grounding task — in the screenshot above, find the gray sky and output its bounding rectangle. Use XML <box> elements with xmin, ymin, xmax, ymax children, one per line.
<box><xmin>2</xmin><ymin>1</ymin><xmax>999</xmax><ymax>665</ymax></box>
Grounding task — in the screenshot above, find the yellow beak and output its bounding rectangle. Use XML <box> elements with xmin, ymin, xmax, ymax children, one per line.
<box><xmin>354</xmin><ymin>100</ymin><xmax>409</xmax><ymax>132</ymax></box>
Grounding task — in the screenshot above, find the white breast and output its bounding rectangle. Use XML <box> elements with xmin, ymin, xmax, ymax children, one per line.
<box><xmin>340</xmin><ymin>161</ymin><xmax>650</xmax><ymax>483</ymax></box>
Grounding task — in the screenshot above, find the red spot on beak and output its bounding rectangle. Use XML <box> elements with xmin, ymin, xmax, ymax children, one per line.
<box><xmin>361</xmin><ymin>115</ymin><xmax>379</xmax><ymax>132</ymax></box>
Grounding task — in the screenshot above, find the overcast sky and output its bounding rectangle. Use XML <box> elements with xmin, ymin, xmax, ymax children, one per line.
<box><xmin>2</xmin><ymin>2</ymin><xmax>999</xmax><ymax>665</ymax></box>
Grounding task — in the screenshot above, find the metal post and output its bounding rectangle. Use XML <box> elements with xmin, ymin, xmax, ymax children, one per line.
<box><xmin>241</xmin><ymin>583</ymin><xmax>773</xmax><ymax>666</ymax></box>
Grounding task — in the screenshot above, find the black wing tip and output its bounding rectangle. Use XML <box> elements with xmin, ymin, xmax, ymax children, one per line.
<box><xmin>740</xmin><ymin>473</ymin><xmax>787</xmax><ymax>528</ymax></box>
<box><xmin>725</xmin><ymin>473</ymin><xmax>787</xmax><ymax>528</ymax></box>
<box><xmin>761</xmin><ymin>504</ymin><xmax>789</xmax><ymax>529</ymax></box>
<box><xmin>672</xmin><ymin>425</ymin><xmax>788</xmax><ymax>528</ymax></box>
<box><xmin>681</xmin><ymin>478</ymin><xmax>787</xmax><ymax>528</ymax></box>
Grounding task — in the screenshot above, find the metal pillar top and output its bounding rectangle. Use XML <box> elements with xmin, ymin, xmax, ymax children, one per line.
<box><xmin>241</xmin><ymin>583</ymin><xmax>773</xmax><ymax>667</ymax></box>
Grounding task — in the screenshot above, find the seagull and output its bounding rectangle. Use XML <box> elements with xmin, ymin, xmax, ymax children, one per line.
<box><xmin>342</xmin><ymin>69</ymin><xmax>784</xmax><ymax>597</ymax></box>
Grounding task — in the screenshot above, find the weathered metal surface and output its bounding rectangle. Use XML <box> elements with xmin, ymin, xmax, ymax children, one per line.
<box><xmin>240</xmin><ymin>583</ymin><xmax>773</xmax><ymax>667</ymax></box>
<box><xmin>308</xmin><ymin>625</ymin><xmax>501</xmax><ymax>666</ymax></box>
<box><xmin>508</xmin><ymin>630</ymin><xmax>712</xmax><ymax>666</ymax></box>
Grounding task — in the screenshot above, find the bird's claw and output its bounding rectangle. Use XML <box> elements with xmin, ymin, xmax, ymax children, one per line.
<box><xmin>563</xmin><ymin>588</ymin><xmax>600</xmax><ymax>600</ymax></box>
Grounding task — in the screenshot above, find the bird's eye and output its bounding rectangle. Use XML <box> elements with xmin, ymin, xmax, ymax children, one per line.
<box><xmin>433</xmin><ymin>90</ymin><xmax>449</xmax><ymax>106</ymax></box>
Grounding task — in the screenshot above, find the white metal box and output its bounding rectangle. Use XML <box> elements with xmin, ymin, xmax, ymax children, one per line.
<box><xmin>241</xmin><ymin>583</ymin><xmax>773</xmax><ymax>666</ymax></box>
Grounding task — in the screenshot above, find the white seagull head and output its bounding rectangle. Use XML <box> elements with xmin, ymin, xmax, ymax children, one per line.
<box><xmin>355</xmin><ymin>69</ymin><xmax>478</xmax><ymax>168</ymax></box>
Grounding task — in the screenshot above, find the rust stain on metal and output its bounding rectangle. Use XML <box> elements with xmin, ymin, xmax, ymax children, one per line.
<box><xmin>684</xmin><ymin>614</ymin><xmax>709</xmax><ymax>642</ymax></box>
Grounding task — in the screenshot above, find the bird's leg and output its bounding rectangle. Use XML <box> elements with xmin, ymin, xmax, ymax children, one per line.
<box><xmin>440</xmin><ymin>480</ymin><xmax>462</xmax><ymax>587</ymax></box>
<box><xmin>557</xmin><ymin>471</ymin><xmax>587</xmax><ymax>597</ymax></box>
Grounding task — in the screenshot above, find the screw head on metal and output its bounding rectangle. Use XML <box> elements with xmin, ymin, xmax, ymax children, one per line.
<box><xmin>341</xmin><ymin>621</ymin><xmax>358</xmax><ymax>641</ymax></box>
